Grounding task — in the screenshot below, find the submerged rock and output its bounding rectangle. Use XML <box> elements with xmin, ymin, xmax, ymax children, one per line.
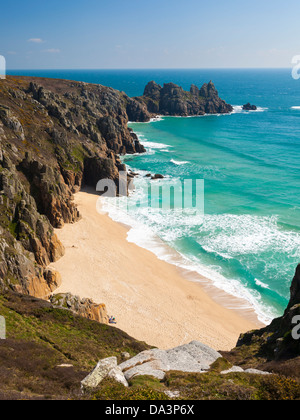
<box><xmin>151</xmin><ymin>174</ymin><xmax>164</xmax><ymax>180</ymax></box>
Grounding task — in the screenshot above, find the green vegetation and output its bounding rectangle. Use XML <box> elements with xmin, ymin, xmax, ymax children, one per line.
<box><xmin>0</xmin><ymin>76</ymin><xmax>299</xmax><ymax>400</ymax></box>
<box><xmin>163</xmin><ymin>370</ymin><xmax>300</xmax><ymax>401</ymax></box>
<box><xmin>0</xmin><ymin>292</ymin><xmax>150</xmax><ymax>399</ymax></box>
<box><xmin>91</xmin><ymin>376</ymin><xmax>169</xmax><ymax>401</ymax></box>
<box><xmin>1</xmin><ymin>292</ymin><xmax>300</xmax><ymax>400</ymax></box>
<box><xmin>71</xmin><ymin>144</ymin><xmax>85</xmax><ymax>164</ymax></box>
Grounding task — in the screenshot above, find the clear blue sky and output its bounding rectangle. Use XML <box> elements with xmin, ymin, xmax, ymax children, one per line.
<box><xmin>1</xmin><ymin>0</ymin><xmax>299</xmax><ymax>69</ymax></box>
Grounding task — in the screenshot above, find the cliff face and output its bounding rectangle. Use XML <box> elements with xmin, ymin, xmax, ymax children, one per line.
<box><xmin>0</xmin><ymin>76</ymin><xmax>146</xmax><ymax>297</ymax></box>
<box><xmin>136</xmin><ymin>80</ymin><xmax>233</xmax><ymax>116</ymax></box>
<box><xmin>0</xmin><ymin>76</ymin><xmax>233</xmax><ymax>299</ymax></box>
<box><xmin>223</xmin><ymin>265</ymin><xmax>300</xmax><ymax>378</ymax></box>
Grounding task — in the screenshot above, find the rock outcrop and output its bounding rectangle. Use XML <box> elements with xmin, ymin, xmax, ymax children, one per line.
<box><xmin>81</xmin><ymin>341</ymin><xmax>223</xmax><ymax>387</ymax></box>
<box><xmin>235</xmin><ymin>265</ymin><xmax>300</xmax><ymax>360</ymax></box>
<box><xmin>81</xmin><ymin>357</ymin><xmax>118</xmax><ymax>390</ymax></box>
<box><xmin>223</xmin><ymin>265</ymin><xmax>300</xmax><ymax>377</ymax></box>
<box><xmin>0</xmin><ymin>152</ymin><xmax>65</xmax><ymax>298</ymax></box>
<box><xmin>50</xmin><ymin>293</ymin><xmax>109</xmax><ymax>324</ymax></box>
<box><xmin>221</xmin><ymin>366</ymin><xmax>270</xmax><ymax>375</ymax></box>
<box><xmin>137</xmin><ymin>80</ymin><xmax>233</xmax><ymax>116</ymax></box>
<box><xmin>242</xmin><ymin>103</ymin><xmax>257</xmax><ymax>111</ymax></box>
<box><xmin>287</xmin><ymin>264</ymin><xmax>300</xmax><ymax>311</ymax></box>
<box><xmin>118</xmin><ymin>341</ymin><xmax>222</xmax><ymax>381</ymax></box>
<box><xmin>81</xmin><ymin>356</ymin><xmax>130</xmax><ymax>390</ymax></box>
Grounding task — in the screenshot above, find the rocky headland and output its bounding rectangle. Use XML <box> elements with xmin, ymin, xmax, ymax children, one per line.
<box><xmin>0</xmin><ymin>76</ymin><xmax>147</xmax><ymax>299</ymax></box>
<box><xmin>1</xmin><ymin>76</ymin><xmax>299</xmax><ymax>400</ymax></box>
<box><xmin>0</xmin><ymin>76</ymin><xmax>233</xmax><ymax>301</ymax></box>
<box><xmin>135</xmin><ymin>80</ymin><xmax>233</xmax><ymax>117</ymax></box>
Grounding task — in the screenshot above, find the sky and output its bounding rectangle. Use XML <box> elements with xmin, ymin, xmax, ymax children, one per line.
<box><xmin>0</xmin><ymin>0</ymin><xmax>299</xmax><ymax>69</ymax></box>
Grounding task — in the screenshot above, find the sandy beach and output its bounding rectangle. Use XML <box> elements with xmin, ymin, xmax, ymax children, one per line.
<box><xmin>50</xmin><ymin>189</ymin><xmax>262</xmax><ymax>351</ymax></box>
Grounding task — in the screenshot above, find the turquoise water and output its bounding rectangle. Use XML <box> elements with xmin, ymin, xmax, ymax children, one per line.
<box><xmin>124</xmin><ymin>110</ymin><xmax>300</xmax><ymax>322</ymax></box>
<box><xmin>8</xmin><ymin>69</ymin><xmax>300</xmax><ymax>322</ymax></box>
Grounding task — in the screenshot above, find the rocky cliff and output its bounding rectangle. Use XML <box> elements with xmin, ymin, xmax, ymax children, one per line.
<box><xmin>136</xmin><ymin>80</ymin><xmax>233</xmax><ymax>116</ymax></box>
<box><xmin>0</xmin><ymin>76</ymin><xmax>147</xmax><ymax>297</ymax></box>
<box><xmin>223</xmin><ymin>265</ymin><xmax>300</xmax><ymax>378</ymax></box>
<box><xmin>0</xmin><ymin>76</ymin><xmax>233</xmax><ymax>299</ymax></box>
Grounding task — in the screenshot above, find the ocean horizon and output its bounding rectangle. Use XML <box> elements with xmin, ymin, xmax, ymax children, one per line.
<box><xmin>8</xmin><ymin>68</ymin><xmax>300</xmax><ymax>324</ymax></box>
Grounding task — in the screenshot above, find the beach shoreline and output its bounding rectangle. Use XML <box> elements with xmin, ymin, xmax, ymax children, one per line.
<box><xmin>50</xmin><ymin>188</ymin><xmax>263</xmax><ymax>351</ymax></box>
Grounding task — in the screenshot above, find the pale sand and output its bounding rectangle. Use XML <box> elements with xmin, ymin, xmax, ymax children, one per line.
<box><xmin>50</xmin><ymin>189</ymin><xmax>262</xmax><ymax>351</ymax></box>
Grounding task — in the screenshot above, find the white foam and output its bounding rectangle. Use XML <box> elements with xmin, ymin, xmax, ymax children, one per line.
<box><xmin>291</xmin><ymin>106</ymin><xmax>300</xmax><ymax>110</ymax></box>
<box><xmin>150</xmin><ymin>116</ymin><xmax>164</xmax><ymax>122</ymax></box>
<box><xmin>231</xmin><ymin>105</ymin><xmax>268</xmax><ymax>114</ymax></box>
<box><xmin>100</xmin><ymin>195</ymin><xmax>282</xmax><ymax>324</ymax></box>
<box><xmin>255</xmin><ymin>279</ymin><xmax>270</xmax><ymax>289</ymax></box>
<box><xmin>153</xmin><ymin>107</ymin><xmax>268</xmax><ymax>119</ymax></box>
<box><xmin>129</xmin><ymin>116</ymin><xmax>165</xmax><ymax>124</ymax></box>
<box><xmin>143</xmin><ymin>141</ymin><xmax>172</xmax><ymax>150</ymax></box>
<box><xmin>129</xmin><ymin>133</ymin><xmax>172</xmax><ymax>156</ymax></box>
<box><xmin>170</xmin><ymin>159</ymin><xmax>190</xmax><ymax>165</ymax></box>
<box><xmin>130</xmin><ymin>107</ymin><xmax>268</xmax><ymax>130</ymax></box>
<box><xmin>134</xmin><ymin>132</ymin><xmax>172</xmax><ymax>151</ymax></box>
<box><xmin>197</xmin><ymin>214</ymin><xmax>300</xmax><ymax>258</ymax></box>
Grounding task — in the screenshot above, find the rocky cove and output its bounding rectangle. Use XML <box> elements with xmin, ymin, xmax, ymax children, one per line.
<box><xmin>0</xmin><ymin>76</ymin><xmax>233</xmax><ymax>302</ymax></box>
<box><xmin>1</xmin><ymin>75</ymin><xmax>300</xmax><ymax>399</ymax></box>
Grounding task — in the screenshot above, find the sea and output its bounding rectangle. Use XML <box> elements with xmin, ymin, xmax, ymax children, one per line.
<box><xmin>8</xmin><ymin>68</ymin><xmax>300</xmax><ymax>323</ymax></box>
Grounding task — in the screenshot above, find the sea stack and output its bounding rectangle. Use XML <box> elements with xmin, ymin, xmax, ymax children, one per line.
<box><xmin>136</xmin><ymin>80</ymin><xmax>233</xmax><ymax>117</ymax></box>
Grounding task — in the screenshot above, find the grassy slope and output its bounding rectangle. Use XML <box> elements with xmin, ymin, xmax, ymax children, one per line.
<box><xmin>0</xmin><ymin>292</ymin><xmax>150</xmax><ymax>400</ymax></box>
<box><xmin>1</xmin><ymin>292</ymin><xmax>300</xmax><ymax>400</ymax></box>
